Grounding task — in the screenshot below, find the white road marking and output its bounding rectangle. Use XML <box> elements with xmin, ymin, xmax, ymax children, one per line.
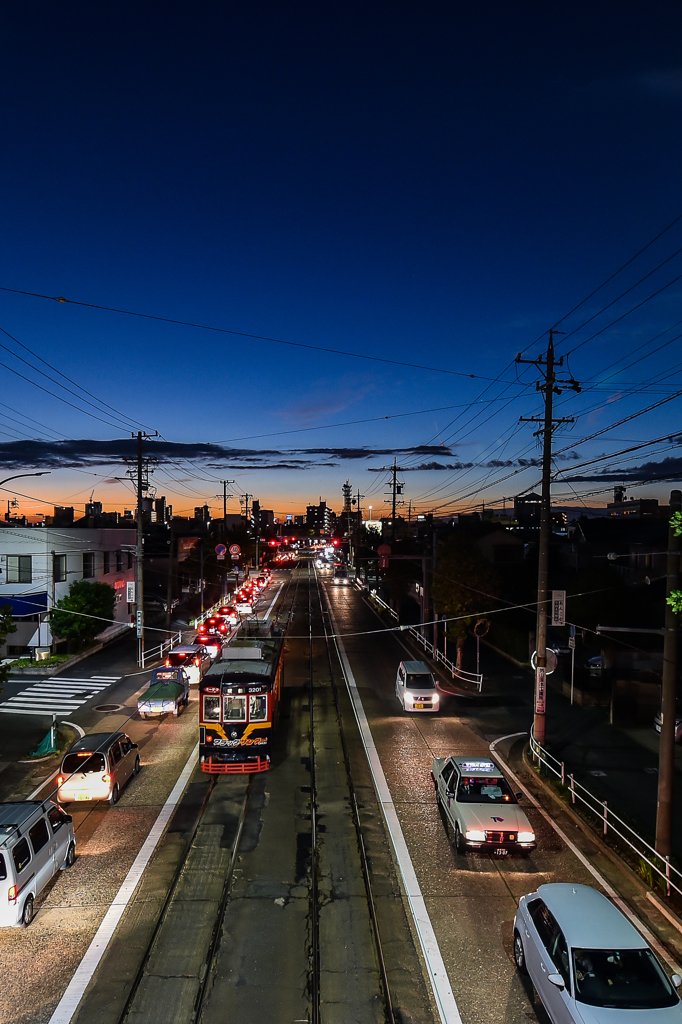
<box><xmin>48</xmin><ymin>743</ymin><xmax>199</xmax><ymax>1024</ymax></box>
<box><xmin>490</xmin><ymin>732</ymin><xmax>680</xmax><ymax>971</ymax></box>
<box><xmin>263</xmin><ymin>581</ymin><xmax>284</xmax><ymax>619</ymax></box>
<box><xmin>0</xmin><ymin>677</ymin><xmax>112</xmax><ymax>716</ymax></box>
<box><xmin>326</xmin><ymin>597</ymin><xmax>462</xmax><ymax>1024</ymax></box>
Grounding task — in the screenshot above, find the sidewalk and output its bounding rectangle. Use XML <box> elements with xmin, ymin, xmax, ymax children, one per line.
<box><xmin>501</xmin><ymin>735</ymin><xmax>682</xmax><ymax>971</ymax></box>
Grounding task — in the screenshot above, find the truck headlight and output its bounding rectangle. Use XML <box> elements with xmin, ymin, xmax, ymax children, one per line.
<box><xmin>465</xmin><ymin>829</ymin><xmax>486</xmax><ymax>842</ymax></box>
<box><xmin>517</xmin><ymin>831</ymin><xmax>535</xmax><ymax>843</ymax></box>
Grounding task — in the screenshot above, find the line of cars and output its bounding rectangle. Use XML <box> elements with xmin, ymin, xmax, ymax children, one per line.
<box><xmin>0</xmin><ymin>574</ymin><xmax>277</xmax><ymax>928</ymax></box>
<box><xmin>431</xmin><ymin>753</ymin><xmax>682</xmax><ymax>1020</ymax></box>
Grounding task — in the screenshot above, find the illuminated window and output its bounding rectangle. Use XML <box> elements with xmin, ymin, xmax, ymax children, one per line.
<box><xmin>249</xmin><ymin>695</ymin><xmax>267</xmax><ymax>721</ymax></box>
<box><xmin>203</xmin><ymin>696</ymin><xmax>220</xmax><ymax>721</ymax></box>
<box><xmin>223</xmin><ymin>695</ymin><xmax>246</xmax><ymax>721</ymax></box>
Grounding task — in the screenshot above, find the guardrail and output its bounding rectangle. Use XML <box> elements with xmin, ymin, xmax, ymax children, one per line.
<box><xmin>191</xmin><ymin>598</ymin><xmax>230</xmax><ymax>630</ymax></box>
<box><xmin>356</xmin><ymin>580</ymin><xmax>483</xmax><ymax>691</ymax></box>
<box><xmin>530</xmin><ymin>730</ymin><xmax>680</xmax><ymax>898</ymax></box>
<box><xmin>139</xmin><ymin>631</ymin><xmax>183</xmax><ymax>669</ymax></box>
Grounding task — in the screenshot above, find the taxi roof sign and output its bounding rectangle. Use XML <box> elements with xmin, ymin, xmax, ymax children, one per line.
<box><xmin>455</xmin><ymin>759</ymin><xmax>497</xmax><ymax>773</ymax></box>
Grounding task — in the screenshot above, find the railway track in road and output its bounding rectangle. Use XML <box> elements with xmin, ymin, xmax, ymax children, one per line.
<box><xmin>94</xmin><ymin>562</ymin><xmax>398</xmax><ymax>1024</ymax></box>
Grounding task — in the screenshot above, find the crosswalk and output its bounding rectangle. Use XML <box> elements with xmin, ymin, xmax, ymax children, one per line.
<box><xmin>0</xmin><ymin>676</ymin><xmax>120</xmax><ymax>717</ymax></box>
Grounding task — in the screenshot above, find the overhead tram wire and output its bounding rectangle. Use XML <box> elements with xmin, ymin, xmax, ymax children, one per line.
<box><xmin>0</xmin><ymin>286</ymin><xmax>523</xmax><ymax>384</ymax></box>
<box><xmin>0</xmin><ymin>325</ymin><xmax>151</xmax><ymax>432</ymax></box>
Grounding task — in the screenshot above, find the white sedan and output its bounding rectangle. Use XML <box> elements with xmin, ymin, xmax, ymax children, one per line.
<box><xmin>514</xmin><ymin>883</ymin><xmax>682</xmax><ymax>1022</ymax></box>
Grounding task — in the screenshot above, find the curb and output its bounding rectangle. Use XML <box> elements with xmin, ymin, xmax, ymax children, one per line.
<box><xmin>8</xmin><ymin>627</ymin><xmax>132</xmax><ymax>677</ymax></box>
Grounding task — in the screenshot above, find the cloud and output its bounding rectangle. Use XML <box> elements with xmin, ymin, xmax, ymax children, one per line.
<box><xmin>0</xmin><ymin>438</ymin><xmax>456</xmax><ymax>472</ymax></box>
<box><xmin>565</xmin><ymin>454</ymin><xmax>682</xmax><ymax>484</ymax></box>
<box><xmin>367</xmin><ymin>452</ymin><xmax>580</xmax><ymax>472</ymax></box>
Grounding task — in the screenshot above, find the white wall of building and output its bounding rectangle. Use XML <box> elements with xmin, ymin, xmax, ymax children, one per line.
<box><xmin>0</xmin><ymin>527</ymin><xmax>136</xmax><ymax>653</ymax></box>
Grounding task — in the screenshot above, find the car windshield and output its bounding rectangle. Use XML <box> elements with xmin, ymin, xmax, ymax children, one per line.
<box><xmin>63</xmin><ymin>752</ymin><xmax>106</xmax><ymax>775</ymax></box>
<box><xmin>572</xmin><ymin>947</ymin><xmax>677</xmax><ymax>1009</ymax></box>
<box><xmin>406</xmin><ymin>673</ymin><xmax>434</xmax><ymax>690</ymax></box>
<box><xmin>456</xmin><ymin>776</ymin><xmax>517</xmax><ymax>803</ymax></box>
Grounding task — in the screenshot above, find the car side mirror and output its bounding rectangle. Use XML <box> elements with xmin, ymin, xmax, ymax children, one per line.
<box><xmin>547</xmin><ymin>974</ymin><xmax>565</xmax><ymax>990</ymax></box>
<box><xmin>63</xmin><ymin>814</ymin><xmax>73</xmax><ymax>824</ymax></box>
<box><xmin>516</xmin><ymin>792</ymin><xmax>523</xmax><ymax>800</ymax></box>
<box><xmin>132</xmin><ymin>743</ymin><xmax>139</xmax><ymax>749</ymax></box>
<box><xmin>672</xmin><ymin>974</ymin><xmax>682</xmax><ymax>989</ymax></box>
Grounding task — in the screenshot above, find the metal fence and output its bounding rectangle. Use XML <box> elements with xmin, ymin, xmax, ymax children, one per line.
<box><xmin>529</xmin><ymin>730</ymin><xmax>680</xmax><ymax>898</ymax></box>
<box><xmin>355</xmin><ymin>580</ymin><xmax>483</xmax><ymax>691</ymax></box>
<box><xmin>139</xmin><ymin>631</ymin><xmax>183</xmax><ymax>669</ymax></box>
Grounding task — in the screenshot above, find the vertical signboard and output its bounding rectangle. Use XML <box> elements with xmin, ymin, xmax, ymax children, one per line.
<box><xmin>551</xmin><ymin>590</ymin><xmax>566</xmax><ymax>626</ymax></box>
<box><xmin>535</xmin><ymin>666</ymin><xmax>546</xmax><ymax>714</ymax></box>
<box><xmin>126</xmin><ymin>581</ymin><xmax>135</xmax><ymax>604</ymax></box>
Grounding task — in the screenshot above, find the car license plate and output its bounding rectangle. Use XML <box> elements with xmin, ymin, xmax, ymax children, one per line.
<box><xmin>76</xmin><ymin>793</ymin><xmax>91</xmax><ymax>801</ymax></box>
<box><xmin>414</xmin><ymin>703</ymin><xmax>424</xmax><ymax>708</ymax></box>
<box><xmin>494</xmin><ymin>847</ymin><xmax>508</xmax><ymax>856</ymax></box>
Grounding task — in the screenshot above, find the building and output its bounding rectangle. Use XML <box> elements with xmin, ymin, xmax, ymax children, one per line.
<box><xmin>0</xmin><ymin>527</ymin><xmax>136</xmax><ymax>656</ymax></box>
<box><xmin>306</xmin><ymin>500</ymin><xmax>333</xmax><ymax>534</ymax></box>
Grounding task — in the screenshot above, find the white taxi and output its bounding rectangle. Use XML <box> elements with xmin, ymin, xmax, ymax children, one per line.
<box><xmin>431</xmin><ymin>755</ymin><xmax>536</xmax><ymax>856</ymax></box>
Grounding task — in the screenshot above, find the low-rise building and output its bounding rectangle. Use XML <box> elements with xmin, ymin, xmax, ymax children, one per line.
<box><xmin>0</xmin><ymin>526</ymin><xmax>135</xmax><ymax>655</ymax></box>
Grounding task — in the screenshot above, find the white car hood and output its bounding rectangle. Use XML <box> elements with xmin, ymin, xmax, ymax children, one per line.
<box><xmin>572</xmin><ymin>1000</ymin><xmax>682</xmax><ymax>1023</ymax></box>
<box><xmin>457</xmin><ymin>802</ymin><xmax>533</xmax><ymax>833</ymax></box>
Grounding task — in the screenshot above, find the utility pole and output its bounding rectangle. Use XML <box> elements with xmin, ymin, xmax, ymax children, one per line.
<box><xmin>217</xmin><ymin>480</ymin><xmax>235</xmax><ymax>535</ymax></box>
<box><xmin>517</xmin><ymin>330</ymin><xmax>579</xmax><ymax>746</ymax></box>
<box><xmin>383</xmin><ymin>459</ymin><xmax>404</xmax><ymax>543</ymax></box>
<box><xmin>128</xmin><ymin>431</ymin><xmax>158</xmax><ymax>667</ymax></box>
<box><xmin>165</xmin><ymin>515</ymin><xmax>175</xmax><ymax>635</ymax></box>
<box><xmin>656</xmin><ymin>489</ymin><xmax>681</xmax><ymax>856</ymax></box>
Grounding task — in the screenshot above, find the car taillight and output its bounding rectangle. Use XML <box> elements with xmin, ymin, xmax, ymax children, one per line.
<box><xmin>165</xmin><ymin>658</ymin><xmax>171</xmax><ymax>667</ymax></box>
<box><xmin>195</xmin><ymin>658</ymin><xmax>201</xmax><ymax>666</ymax></box>
<box><xmin>57</xmin><ymin>776</ymin><xmax>64</xmax><ymax>786</ymax></box>
<box><xmin>102</xmin><ymin>774</ymin><xmax>111</xmax><ymax>782</ymax></box>
<box><xmin>8</xmin><ymin>885</ymin><xmax>17</xmax><ymax>902</ymax></box>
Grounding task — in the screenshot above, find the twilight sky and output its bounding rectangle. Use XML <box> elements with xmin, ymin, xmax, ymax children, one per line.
<box><xmin>0</xmin><ymin>2</ymin><xmax>681</xmax><ymax>521</ymax></box>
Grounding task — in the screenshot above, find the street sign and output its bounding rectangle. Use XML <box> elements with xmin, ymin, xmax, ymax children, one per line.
<box><xmin>231</xmin><ymin>553</ymin><xmax>239</xmax><ymax>561</ymax></box>
<box><xmin>229</xmin><ymin>544</ymin><xmax>241</xmax><ymax>555</ymax></box>
<box><xmin>531</xmin><ymin>649</ymin><xmax>558</xmax><ymax>675</ymax></box>
<box><xmin>535</xmin><ymin>666</ymin><xmax>546</xmax><ymax>714</ymax></box>
<box><xmin>568</xmin><ymin>636</ymin><xmax>576</xmax><ymax>649</ymax></box>
<box><xmin>126</xmin><ymin>581</ymin><xmax>135</xmax><ymax>604</ymax></box>
<box><xmin>215</xmin><ymin>543</ymin><xmax>227</xmax><ymax>555</ymax></box>
<box><xmin>136</xmin><ymin>610</ymin><xmax>143</xmax><ymax>638</ymax></box>
<box><xmin>217</xmin><ymin>553</ymin><xmax>225</xmax><ymax>560</ymax></box>
<box><xmin>551</xmin><ymin>590</ymin><xmax>566</xmax><ymax>626</ymax></box>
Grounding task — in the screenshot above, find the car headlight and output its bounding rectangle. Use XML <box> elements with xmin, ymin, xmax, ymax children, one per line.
<box><xmin>404</xmin><ymin>692</ymin><xmax>414</xmax><ymax>702</ymax></box>
<box><xmin>465</xmin><ymin>829</ymin><xmax>486</xmax><ymax>842</ymax></box>
<box><xmin>517</xmin><ymin>831</ymin><xmax>535</xmax><ymax>843</ymax></box>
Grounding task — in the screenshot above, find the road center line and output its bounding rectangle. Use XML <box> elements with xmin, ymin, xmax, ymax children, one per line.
<box><xmin>47</xmin><ymin>742</ymin><xmax>199</xmax><ymax>1024</ymax></box>
<box><xmin>326</xmin><ymin>595</ymin><xmax>463</xmax><ymax>1024</ymax></box>
<box><xmin>490</xmin><ymin>732</ymin><xmax>679</xmax><ymax>971</ymax></box>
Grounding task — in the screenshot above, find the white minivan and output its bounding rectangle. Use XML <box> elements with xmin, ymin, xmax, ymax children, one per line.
<box><xmin>0</xmin><ymin>800</ymin><xmax>76</xmax><ymax>927</ymax></box>
<box><xmin>395</xmin><ymin>660</ymin><xmax>440</xmax><ymax>712</ymax></box>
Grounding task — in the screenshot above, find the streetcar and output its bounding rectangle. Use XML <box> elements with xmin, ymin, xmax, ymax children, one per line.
<box><xmin>199</xmin><ymin>619</ymin><xmax>284</xmax><ymax>773</ymax></box>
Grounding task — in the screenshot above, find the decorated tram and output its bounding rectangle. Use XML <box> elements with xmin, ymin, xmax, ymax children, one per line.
<box><xmin>199</xmin><ymin>619</ymin><xmax>284</xmax><ymax>773</ymax></box>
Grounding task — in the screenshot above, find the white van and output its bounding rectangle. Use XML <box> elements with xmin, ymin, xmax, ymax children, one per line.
<box><xmin>0</xmin><ymin>800</ymin><xmax>76</xmax><ymax>927</ymax></box>
<box><xmin>395</xmin><ymin>660</ymin><xmax>440</xmax><ymax>712</ymax></box>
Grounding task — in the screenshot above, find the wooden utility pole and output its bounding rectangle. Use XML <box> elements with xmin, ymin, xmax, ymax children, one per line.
<box><xmin>656</xmin><ymin>489</ymin><xmax>681</xmax><ymax>856</ymax></box>
<box><xmin>517</xmin><ymin>331</ymin><xmax>578</xmax><ymax>745</ymax></box>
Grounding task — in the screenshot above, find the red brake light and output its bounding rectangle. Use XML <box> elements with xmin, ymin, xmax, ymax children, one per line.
<box><xmin>206</xmin><ymin>735</ymin><xmax>213</xmax><ymax>742</ymax></box>
<box><xmin>102</xmin><ymin>774</ymin><xmax>111</xmax><ymax>783</ymax></box>
<box><xmin>194</xmin><ymin>658</ymin><xmax>201</xmax><ymax>666</ymax></box>
<box><xmin>57</xmin><ymin>776</ymin><xmax>64</xmax><ymax>786</ymax></box>
<box><xmin>8</xmin><ymin>885</ymin><xmax>17</xmax><ymax>902</ymax></box>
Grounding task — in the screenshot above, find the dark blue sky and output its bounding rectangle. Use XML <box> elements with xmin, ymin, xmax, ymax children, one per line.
<box><xmin>1</xmin><ymin>2</ymin><xmax>681</xmax><ymax>518</ymax></box>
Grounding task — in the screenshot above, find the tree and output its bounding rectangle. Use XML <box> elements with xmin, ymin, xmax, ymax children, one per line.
<box><xmin>667</xmin><ymin>511</ymin><xmax>682</xmax><ymax>616</ymax></box>
<box><xmin>51</xmin><ymin>580</ymin><xmax>115</xmax><ymax>650</ymax></box>
<box><xmin>0</xmin><ymin>605</ymin><xmax>16</xmax><ymax>694</ymax></box>
<box><xmin>431</xmin><ymin>535</ymin><xmax>500</xmax><ymax>668</ymax></box>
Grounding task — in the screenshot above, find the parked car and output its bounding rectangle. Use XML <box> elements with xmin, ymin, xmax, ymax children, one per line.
<box><xmin>166</xmin><ymin>644</ymin><xmax>211</xmax><ymax>685</ymax></box>
<box><xmin>395</xmin><ymin>659</ymin><xmax>440</xmax><ymax>712</ymax></box>
<box><xmin>56</xmin><ymin>732</ymin><xmax>140</xmax><ymax>806</ymax></box>
<box><xmin>513</xmin><ymin>883</ymin><xmax>682</xmax><ymax>1021</ymax></box>
<box><xmin>0</xmin><ymin>800</ymin><xmax>76</xmax><ymax>927</ymax></box>
<box><xmin>431</xmin><ymin>755</ymin><xmax>536</xmax><ymax>856</ymax></box>
<box><xmin>138</xmin><ymin>666</ymin><xmax>190</xmax><ymax>719</ymax></box>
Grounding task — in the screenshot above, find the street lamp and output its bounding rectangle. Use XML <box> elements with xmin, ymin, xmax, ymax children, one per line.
<box><xmin>0</xmin><ymin>472</ymin><xmax>51</xmax><ymax>488</ymax></box>
<box><xmin>0</xmin><ymin>473</ymin><xmax>51</xmax><ymax>523</ymax></box>
<box><xmin>369</xmin><ymin>505</ymin><xmax>372</xmax><ymax>521</ymax></box>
